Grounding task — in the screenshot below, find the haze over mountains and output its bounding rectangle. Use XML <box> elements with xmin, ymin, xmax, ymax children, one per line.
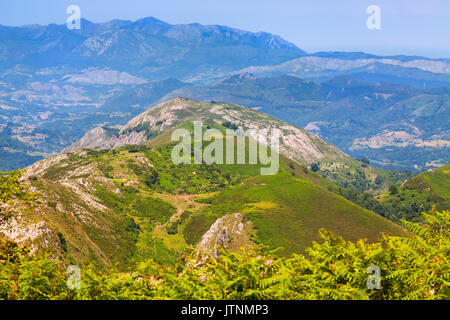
<box><xmin>0</xmin><ymin>13</ymin><xmax>449</xmax><ymax>301</ymax></box>
<box><xmin>0</xmin><ymin>17</ymin><xmax>305</xmax><ymax>79</ymax></box>
<box><xmin>0</xmin><ymin>16</ymin><xmax>449</xmax><ymax>172</ymax></box>
<box><xmin>161</xmin><ymin>74</ymin><xmax>450</xmax><ymax>170</ymax></box>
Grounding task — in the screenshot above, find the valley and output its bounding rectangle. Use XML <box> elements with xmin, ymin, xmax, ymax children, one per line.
<box><xmin>1</xmin><ymin>130</ymin><xmax>406</xmax><ymax>269</ymax></box>
<box><xmin>0</xmin><ymin>17</ymin><xmax>449</xmax><ymax>172</ymax></box>
<box><xmin>0</xmin><ymin>11</ymin><xmax>448</xmax><ymax>302</ymax></box>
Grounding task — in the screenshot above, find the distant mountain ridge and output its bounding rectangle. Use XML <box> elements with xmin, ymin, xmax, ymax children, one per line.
<box><xmin>0</xmin><ymin>17</ymin><xmax>305</xmax><ymax>80</ymax></box>
<box><xmin>2</xmin><ymin>17</ymin><xmax>450</xmax><ymax>86</ymax></box>
<box><xmin>159</xmin><ymin>74</ymin><xmax>450</xmax><ymax>170</ymax></box>
<box><xmin>1</xmin><ymin>15</ymin><xmax>449</xmax><ymax>172</ymax></box>
<box><xmin>228</xmin><ymin>55</ymin><xmax>450</xmax><ymax>88</ymax></box>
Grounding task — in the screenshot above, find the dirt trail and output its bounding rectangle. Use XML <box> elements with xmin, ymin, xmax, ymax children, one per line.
<box><xmin>153</xmin><ymin>193</ymin><xmax>210</xmax><ymax>228</ymax></box>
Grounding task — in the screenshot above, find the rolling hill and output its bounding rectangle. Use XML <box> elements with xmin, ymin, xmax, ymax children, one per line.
<box><xmin>229</xmin><ymin>54</ymin><xmax>450</xmax><ymax>88</ymax></box>
<box><xmin>65</xmin><ymin>97</ymin><xmax>407</xmax><ymax>192</ymax></box>
<box><xmin>377</xmin><ymin>164</ymin><xmax>450</xmax><ymax>222</ymax></box>
<box><xmin>0</xmin><ymin>106</ymin><xmax>407</xmax><ymax>270</ymax></box>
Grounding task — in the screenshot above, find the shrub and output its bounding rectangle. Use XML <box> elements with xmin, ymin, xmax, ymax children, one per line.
<box><xmin>0</xmin><ymin>210</ymin><xmax>448</xmax><ymax>300</ymax></box>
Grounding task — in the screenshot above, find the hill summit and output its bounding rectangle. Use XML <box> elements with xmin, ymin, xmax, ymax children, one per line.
<box><xmin>65</xmin><ymin>97</ymin><xmax>389</xmax><ymax>189</ymax></box>
<box><xmin>66</xmin><ymin>97</ymin><xmax>348</xmax><ymax>163</ymax></box>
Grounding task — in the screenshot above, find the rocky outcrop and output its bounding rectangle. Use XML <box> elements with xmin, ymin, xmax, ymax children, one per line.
<box><xmin>64</xmin><ymin>97</ymin><xmax>349</xmax><ymax>165</ymax></box>
<box><xmin>0</xmin><ymin>201</ymin><xmax>62</xmax><ymax>257</ymax></box>
<box><xmin>215</xmin><ymin>227</ymin><xmax>230</xmax><ymax>257</ymax></box>
<box><xmin>63</xmin><ymin>127</ymin><xmax>120</xmax><ymax>153</ymax></box>
<box><xmin>0</xmin><ymin>218</ymin><xmax>60</xmax><ymax>255</ymax></box>
<box><xmin>197</xmin><ymin>212</ymin><xmax>253</xmax><ymax>257</ymax></box>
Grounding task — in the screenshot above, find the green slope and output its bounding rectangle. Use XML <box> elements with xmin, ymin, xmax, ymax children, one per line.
<box><xmin>377</xmin><ymin>164</ymin><xmax>450</xmax><ymax>222</ymax></box>
<box><xmin>0</xmin><ymin>126</ymin><xmax>405</xmax><ymax>270</ymax></box>
<box><xmin>66</xmin><ymin>97</ymin><xmax>409</xmax><ymax>193</ymax></box>
<box><xmin>406</xmin><ymin>164</ymin><xmax>450</xmax><ymax>203</ymax></box>
<box><xmin>183</xmin><ymin>173</ymin><xmax>406</xmax><ymax>256</ymax></box>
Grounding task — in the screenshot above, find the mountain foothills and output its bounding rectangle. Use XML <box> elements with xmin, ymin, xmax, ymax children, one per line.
<box><xmin>162</xmin><ymin>74</ymin><xmax>450</xmax><ymax>170</ymax></box>
<box><xmin>0</xmin><ymin>99</ymin><xmax>408</xmax><ymax>271</ymax></box>
<box><xmin>1</xmin><ymin>100</ymin><xmax>448</xmax><ymax>300</ymax></box>
<box><xmin>65</xmin><ymin>98</ymin><xmax>409</xmax><ymax>192</ymax></box>
<box><xmin>0</xmin><ymin>17</ymin><xmax>449</xmax><ymax>171</ymax></box>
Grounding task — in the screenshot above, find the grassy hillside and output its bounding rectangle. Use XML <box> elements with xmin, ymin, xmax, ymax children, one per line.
<box><xmin>183</xmin><ymin>173</ymin><xmax>406</xmax><ymax>256</ymax></box>
<box><xmin>2</xmin><ymin>162</ymin><xmax>445</xmax><ymax>300</ymax></box>
<box><xmin>377</xmin><ymin>164</ymin><xmax>450</xmax><ymax>222</ymax></box>
<box><xmin>406</xmin><ymin>164</ymin><xmax>450</xmax><ymax>203</ymax></box>
<box><xmin>65</xmin><ymin>97</ymin><xmax>408</xmax><ymax>193</ymax></box>
<box><xmin>0</xmin><ymin>125</ymin><xmax>408</xmax><ymax>270</ymax></box>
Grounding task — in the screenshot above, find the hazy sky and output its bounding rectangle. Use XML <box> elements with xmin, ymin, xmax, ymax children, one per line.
<box><xmin>1</xmin><ymin>0</ymin><xmax>449</xmax><ymax>58</ymax></box>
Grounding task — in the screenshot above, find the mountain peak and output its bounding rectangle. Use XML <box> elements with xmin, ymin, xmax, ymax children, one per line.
<box><xmin>66</xmin><ymin>97</ymin><xmax>349</xmax><ymax>167</ymax></box>
<box><xmin>220</xmin><ymin>72</ymin><xmax>257</xmax><ymax>84</ymax></box>
<box><xmin>132</xmin><ymin>16</ymin><xmax>170</xmax><ymax>26</ymax></box>
<box><xmin>127</xmin><ymin>16</ymin><xmax>171</xmax><ymax>34</ymax></box>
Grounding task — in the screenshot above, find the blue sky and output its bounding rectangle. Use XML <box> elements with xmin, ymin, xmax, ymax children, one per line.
<box><xmin>1</xmin><ymin>0</ymin><xmax>449</xmax><ymax>58</ymax></box>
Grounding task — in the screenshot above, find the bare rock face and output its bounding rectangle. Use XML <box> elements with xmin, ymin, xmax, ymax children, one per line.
<box><xmin>0</xmin><ymin>204</ymin><xmax>62</xmax><ymax>257</ymax></box>
<box><xmin>215</xmin><ymin>227</ymin><xmax>230</xmax><ymax>257</ymax></box>
<box><xmin>63</xmin><ymin>127</ymin><xmax>120</xmax><ymax>153</ymax></box>
<box><xmin>65</xmin><ymin>97</ymin><xmax>350</xmax><ymax>166</ymax></box>
<box><xmin>197</xmin><ymin>212</ymin><xmax>253</xmax><ymax>257</ymax></box>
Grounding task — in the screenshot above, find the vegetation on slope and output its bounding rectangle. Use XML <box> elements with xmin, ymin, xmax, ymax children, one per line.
<box><xmin>376</xmin><ymin>164</ymin><xmax>450</xmax><ymax>222</ymax></box>
<box><xmin>0</xmin><ymin>210</ymin><xmax>448</xmax><ymax>300</ymax></box>
<box><xmin>183</xmin><ymin>173</ymin><xmax>406</xmax><ymax>255</ymax></box>
<box><xmin>1</xmin><ymin>132</ymin><xmax>407</xmax><ymax>271</ymax></box>
<box><xmin>0</xmin><ymin>170</ymin><xmax>38</xmax><ymax>222</ymax></box>
<box><xmin>309</xmin><ymin>158</ymin><xmax>413</xmax><ymax>193</ymax></box>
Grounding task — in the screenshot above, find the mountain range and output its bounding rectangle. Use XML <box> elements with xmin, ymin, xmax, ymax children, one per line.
<box><xmin>0</xmin><ymin>17</ymin><xmax>304</xmax><ymax>79</ymax></box>
<box><xmin>0</xmin><ymin>16</ymin><xmax>448</xmax><ymax>173</ymax></box>
<box><xmin>160</xmin><ymin>73</ymin><xmax>450</xmax><ymax>170</ymax></box>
